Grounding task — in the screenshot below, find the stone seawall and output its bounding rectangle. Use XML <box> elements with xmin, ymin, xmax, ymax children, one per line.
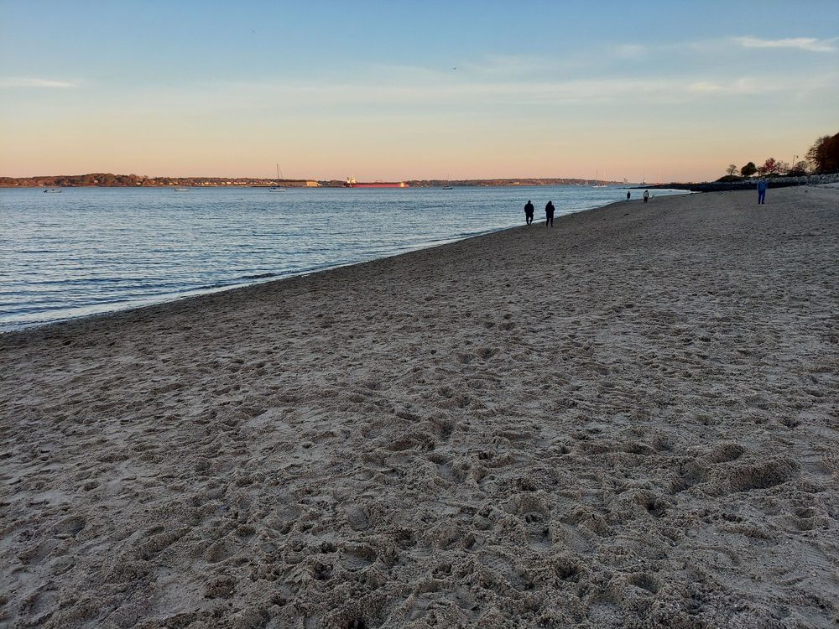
<box><xmin>644</xmin><ymin>173</ymin><xmax>839</xmax><ymax>193</ymax></box>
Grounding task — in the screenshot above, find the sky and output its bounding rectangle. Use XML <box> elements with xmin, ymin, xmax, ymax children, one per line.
<box><xmin>1</xmin><ymin>0</ymin><xmax>837</xmax><ymax>182</ymax></box>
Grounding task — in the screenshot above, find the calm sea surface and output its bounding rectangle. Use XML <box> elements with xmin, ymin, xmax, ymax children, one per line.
<box><xmin>0</xmin><ymin>186</ymin><xmax>688</xmax><ymax>332</ymax></box>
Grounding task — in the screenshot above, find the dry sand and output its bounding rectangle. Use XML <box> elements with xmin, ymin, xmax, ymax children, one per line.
<box><xmin>1</xmin><ymin>186</ymin><xmax>838</xmax><ymax>628</ymax></box>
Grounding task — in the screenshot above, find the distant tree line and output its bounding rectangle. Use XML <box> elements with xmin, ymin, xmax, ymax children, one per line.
<box><xmin>2</xmin><ymin>174</ymin><xmax>603</xmax><ymax>188</ymax></box>
<box><xmin>0</xmin><ymin>173</ymin><xmax>179</xmax><ymax>187</ymax></box>
<box><xmin>0</xmin><ymin>173</ymin><xmax>308</xmax><ymax>188</ymax></box>
<box><xmin>720</xmin><ymin>131</ymin><xmax>839</xmax><ymax>182</ymax></box>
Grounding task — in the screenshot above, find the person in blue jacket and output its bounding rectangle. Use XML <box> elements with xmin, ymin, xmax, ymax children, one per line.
<box><xmin>757</xmin><ymin>179</ymin><xmax>768</xmax><ymax>204</ymax></box>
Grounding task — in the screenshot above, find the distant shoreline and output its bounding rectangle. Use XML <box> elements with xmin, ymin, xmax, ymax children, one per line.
<box><xmin>1</xmin><ymin>174</ymin><xmax>626</xmax><ymax>189</ymax></box>
<box><xmin>4</xmin><ymin>173</ymin><xmax>837</xmax><ymax>191</ymax></box>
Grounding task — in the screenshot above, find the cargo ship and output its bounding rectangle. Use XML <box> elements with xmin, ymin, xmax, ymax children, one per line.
<box><xmin>344</xmin><ymin>176</ymin><xmax>409</xmax><ymax>188</ymax></box>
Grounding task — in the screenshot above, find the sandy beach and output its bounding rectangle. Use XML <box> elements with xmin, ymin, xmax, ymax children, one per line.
<box><xmin>1</xmin><ymin>186</ymin><xmax>838</xmax><ymax>628</ymax></box>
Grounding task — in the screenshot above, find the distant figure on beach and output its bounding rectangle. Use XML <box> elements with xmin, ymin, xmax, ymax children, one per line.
<box><xmin>524</xmin><ymin>200</ymin><xmax>534</xmax><ymax>225</ymax></box>
<box><xmin>545</xmin><ymin>201</ymin><xmax>555</xmax><ymax>227</ymax></box>
<box><xmin>643</xmin><ymin>190</ymin><xmax>650</xmax><ymax>203</ymax></box>
<box><xmin>626</xmin><ymin>191</ymin><xmax>631</xmax><ymax>200</ymax></box>
<box><xmin>757</xmin><ymin>179</ymin><xmax>768</xmax><ymax>205</ymax></box>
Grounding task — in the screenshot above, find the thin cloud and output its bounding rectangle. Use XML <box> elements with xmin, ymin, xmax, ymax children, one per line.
<box><xmin>0</xmin><ymin>78</ymin><xmax>78</xmax><ymax>88</ymax></box>
<box><xmin>686</xmin><ymin>73</ymin><xmax>839</xmax><ymax>97</ymax></box>
<box><xmin>106</xmin><ymin>68</ymin><xmax>839</xmax><ymax>117</ymax></box>
<box><xmin>461</xmin><ymin>54</ymin><xmax>555</xmax><ymax>75</ymax></box>
<box><xmin>229</xmin><ymin>73</ymin><xmax>827</xmax><ymax>107</ymax></box>
<box><xmin>686</xmin><ymin>77</ymin><xmax>768</xmax><ymax>95</ymax></box>
<box><xmin>613</xmin><ymin>44</ymin><xmax>647</xmax><ymax>59</ymax></box>
<box><xmin>734</xmin><ymin>36</ymin><xmax>837</xmax><ymax>53</ymax></box>
<box><xmin>463</xmin><ymin>48</ymin><xmax>650</xmax><ymax>75</ymax></box>
<box><xmin>686</xmin><ymin>81</ymin><xmax>725</xmax><ymax>93</ymax></box>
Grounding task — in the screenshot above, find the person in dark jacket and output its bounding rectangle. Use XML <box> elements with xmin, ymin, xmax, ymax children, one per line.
<box><xmin>545</xmin><ymin>201</ymin><xmax>555</xmax><ymax>227</ymax></box>
<box><xmin>524</xmin><ymin>200</ymin><xmax>534</xmax><ymax>225</ymax></box>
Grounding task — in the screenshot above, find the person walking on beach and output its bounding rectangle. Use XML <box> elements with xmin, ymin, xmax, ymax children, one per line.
<box><xmin>524</xmin><ymin>200</ymin><xmax>534</xmax><ymax>225</ymax></box>
<box><xmin>757</xmin><ymin>179</ymin><xmax>768</xmax><ymax>205</ymax></box>
<box><xmin>545</xmin><ymin>201</ymin><xmax>555</xmax><ymax>227</ymax></box>
<box><xmin>643</xmin><ymin>189</ymin><xmax>650</xmax><ymax>203</ymax></box>
<box><xmin>626</xmin><ymin>191</ymin><xmax>631</xmax><ymax>200</ymax></box>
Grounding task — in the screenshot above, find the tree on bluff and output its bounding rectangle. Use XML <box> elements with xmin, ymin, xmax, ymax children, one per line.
<box><xmin>758</xmin><ymin>157</ymin><xmax>779</xmax><ymax>176</ymax></box>
<box><xmin>807</xmin><ymin>133</ymin><xmax>839</xmax><ymax>173</ymax></box>
<box><xmin>740</xmin><ymin>162</ymin><xmax>757</xmax><ymax>177</ymax></box>
<box><xmin>788</xmin><ymin>160</ymin><xmax>809</xmax><ymax>176</ymax></box>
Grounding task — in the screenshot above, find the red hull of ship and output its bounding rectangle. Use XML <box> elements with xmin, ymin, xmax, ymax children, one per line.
<box><xmin>344</xmin><ymin>182</ymin><xmax>409</xmax><ymax>188</ymax></box>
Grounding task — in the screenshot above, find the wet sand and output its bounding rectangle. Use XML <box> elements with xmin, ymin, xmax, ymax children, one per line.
<box><xmin>1</xmin><ymin>186</ymin><xmax>838</xmax><ymax>628</ymax></box>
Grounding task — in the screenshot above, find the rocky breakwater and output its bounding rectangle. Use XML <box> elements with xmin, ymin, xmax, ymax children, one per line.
<box><xmin>645</xmin><ymin>172</ymin><xmax>839</xmax><ymax>193</ymax></box>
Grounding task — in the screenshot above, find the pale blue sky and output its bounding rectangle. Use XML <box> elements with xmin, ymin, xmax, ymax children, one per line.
<box><xmin>1</xmin><ymin>0</ymin><xmax>837</xmax><ymax>181</ymax></box>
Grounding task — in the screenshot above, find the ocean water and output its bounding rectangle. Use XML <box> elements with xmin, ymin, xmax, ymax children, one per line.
<box><xmin>0</xmin><ymin>185</ymin><xmax>688</xmax><ymax>332</ymax></box>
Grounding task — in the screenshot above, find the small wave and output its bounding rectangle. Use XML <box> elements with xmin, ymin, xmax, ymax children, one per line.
<box><xmin>192</xmin><ymin>272</ymin><xmax>282</xmax><ymax>292</ymax></box>
<box><xmin>19</xmin><ymin>276</ymin><xmax>155</xmax><ymax>287</ymax></box>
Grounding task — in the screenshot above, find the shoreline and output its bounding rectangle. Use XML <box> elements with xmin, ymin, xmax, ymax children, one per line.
<box><xmin>0</xmin><ymin>195</ymin><xmax>642</xmax><ymax>338</ymax></box>
<box><xmin>0</xmin><ymin>224</ymin><xmax>521</xmax><ymax>339</ymax></box>
<box><xmin>2</xmin><ymin>186</ymin><xmax>838</xmax><ymax>627</ymax></box>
